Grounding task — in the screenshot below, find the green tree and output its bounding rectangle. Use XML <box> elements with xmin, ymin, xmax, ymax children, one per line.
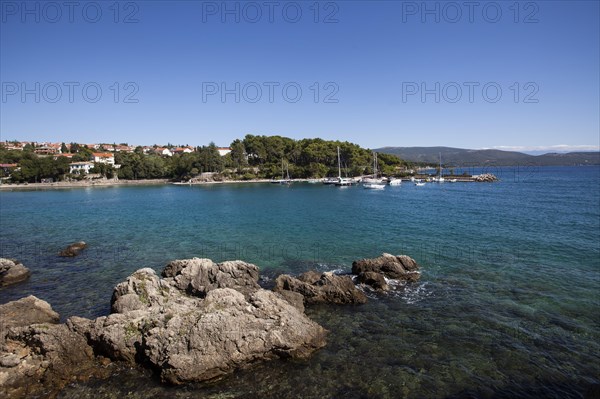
<box><xmin>229</xmin><ymin>139</ymin><xmax>247</xmax><ymax>169</ymax></box>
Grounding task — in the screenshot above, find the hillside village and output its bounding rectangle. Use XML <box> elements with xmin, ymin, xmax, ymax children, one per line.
<box><xmin>0</xmin><ymin>140</ymin><xmax>232</xmax><ymax>182</ymax></box>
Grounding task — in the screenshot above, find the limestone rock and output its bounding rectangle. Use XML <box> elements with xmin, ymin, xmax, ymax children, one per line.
<box><xmin>0</xmin><ymin>324</ymin><xmax>101</xmax><ymax>399</ymax></box>
<box><xmin>0</xmin><ymin>258</ymin><xmax>30</xmax><ymax>287</ymax></box>
<box><xmin>87</xmin><ymin>260</ymin><xmax>326</xmax><ymax>384</ymax></box>
<box><xmin>0</xmin><ymin>297</ymin><xmax>106</xmax><ymax>399</ymax></box>
<box><xmin>274</xmin><ymin>271</ymin><xmax>368</xmax><ymax>305</ymax></box>
<box><xmin>0</xmin><ymin>296</ymin><xmax>59</xmax><ymax>335</ymax></box>
<box><xmin>356</xmin><ymin>271</ymin><xmax>389</xmax><ymax>291</ymax></box>
<box><xmin>352</xmin><ymin>253</ymin><xmax>421</xmax><ymax>282</ymax></box>
<box><xmin>161</xmin><ymin>258</ymin><xmax>260</xmax><ymax>297</ymax></box>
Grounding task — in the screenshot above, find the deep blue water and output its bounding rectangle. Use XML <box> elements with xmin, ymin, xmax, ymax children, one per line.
<box><xmin>1</xmin><ymin>166</ymin><xmax>599</xmax><ymax>398</ymax></box>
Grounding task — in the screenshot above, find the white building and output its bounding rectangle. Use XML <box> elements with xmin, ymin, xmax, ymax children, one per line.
<box><xmin>218</xmin><ymin>147</ymin><xmax>231</xmax><ymax>156</ymax></box>
<box><xmin>69</xmin><ymin>162</ymin><xmax>94</xmax><ymax>174</ymax></box>
<box><xmin>91</xmin><ymin>153</ymin><xmax>115</xmax><ymax>165</ymax></box>
<box><xmin>155</xmin><ymin>147</ymin><xmax>173</xmax><ymax>157</ymax></box>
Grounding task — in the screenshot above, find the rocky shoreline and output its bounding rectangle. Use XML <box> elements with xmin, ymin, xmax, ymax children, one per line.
<box><xmin>0</xmin><ymin>254</ymin><xmax>420</xmax><ymax>398</ymax></box>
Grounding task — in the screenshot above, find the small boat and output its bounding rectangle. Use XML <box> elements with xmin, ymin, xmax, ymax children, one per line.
<box><xmin>388</xmin><ymin>178</ymin><xmax>402</xmax><ymax>186</ymax></box>
<box><xmin>336</xmin><ymin>177</ymin><xmax>355</xmax><ymax>186</ymax></box>
<box><xmin>449</xmin><ymin>179</ymin><xmax>457</xmax><ymax>183</ymax></box>
<box><xmin>307</xmin><ymin>179</ymin><xmax>321</xmax><ymax>184</ymax></box>
<box><xmin>322</xmin><ymin>178</ymin><xmax>338</xmax><ymax>185</ymax></box>
<box><xmin>415</xmin><ymin>181</ymin><xmax>426</xmax><ymax>186</ymax></box>
<box><xmin>363</xmin><ymin>182</ymin><xmax>386</xmax><ymax>189</ymax></box>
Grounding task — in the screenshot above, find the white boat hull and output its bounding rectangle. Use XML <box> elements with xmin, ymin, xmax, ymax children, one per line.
<box><xmin>363</xmin><ymin>183</ymin><xmax>386</xmax><ymax>189</ymax></box>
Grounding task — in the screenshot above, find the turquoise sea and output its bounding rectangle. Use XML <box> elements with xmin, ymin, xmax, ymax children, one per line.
<box><xmin>1</xmin><ymin>166</ymin><xmax>599</xmax><ymax>398</ymax></box>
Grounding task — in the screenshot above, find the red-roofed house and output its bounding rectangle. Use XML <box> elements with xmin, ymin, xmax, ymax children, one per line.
<box><xmin>173</xmin><ymin>147</ymin><xmax>194</xmax><ymax>155</ymax></box>
<box><xmin>0</xmin><ymin>163</ymin><xmax>18</xmax><ymax>174</ymax></box>
<box><xmin>154</xmin><ymin>147</ymin><xmax>173</xmax><ymax>157</ymax></box>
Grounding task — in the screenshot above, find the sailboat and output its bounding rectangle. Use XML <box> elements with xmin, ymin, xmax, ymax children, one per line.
<box><xmin>335</xmin><ymin>147</ymin><xmax>354</xmax><ymax>186</ymax></box>
<box><xmin>272</xmin><ymin>159</ymin><xmax>291</xmax><ymax>185</ymax></box>
<box><xmin>363</xmin><ymin>152</ymin><xmax>386</xmax><ymax>189</ymax></box>
<box><xmin>434</xmin><ymin>152</ymin><xmax>445</xmax><ymax>183</ymax></box>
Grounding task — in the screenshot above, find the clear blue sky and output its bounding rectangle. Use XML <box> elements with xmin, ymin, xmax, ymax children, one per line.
<box><xmin>1</xmin><ymin>0</ymin><xmax>598</xmax><ymax>151</ymax></box>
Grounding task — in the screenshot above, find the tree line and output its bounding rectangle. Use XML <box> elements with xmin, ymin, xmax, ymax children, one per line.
<box><xmin>0</xmin><ymin>136</ymin><xmax>411</xmax><ymax>183</ymax></box>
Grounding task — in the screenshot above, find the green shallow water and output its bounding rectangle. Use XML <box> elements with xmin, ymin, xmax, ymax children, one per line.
<box><xmin>1</xmin><ymin>166</ymin><xmax>599</xmax><ymax>398</ymax></box>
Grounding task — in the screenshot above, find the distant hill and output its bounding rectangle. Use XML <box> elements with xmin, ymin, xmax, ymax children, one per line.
<box><xmin>374</xmin><ymin>146</ymin><xmax>600</xmax><ymax>166</ymax></box>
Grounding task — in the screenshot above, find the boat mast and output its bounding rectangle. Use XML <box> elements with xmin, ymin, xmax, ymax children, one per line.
<box><xmin>337</xmin><ymin>147</ymin><xmax>342</xmax><ymax>179</ymax></box>
<box><xmin>374</xmin><ymin>152</ymin><xmax>378</xmax><ymax>179</ymax></box>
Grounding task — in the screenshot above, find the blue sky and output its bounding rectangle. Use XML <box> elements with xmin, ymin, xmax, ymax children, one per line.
<box><xmin>1</xmin><ymin>0</ymin><xmax>598</xmax><ymax>151</ymax></box>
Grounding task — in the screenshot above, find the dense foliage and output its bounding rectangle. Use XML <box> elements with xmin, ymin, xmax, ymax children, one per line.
<box><xmin>238</xmin><ymin>135</ymin><xmax>408</xmax><ymax>179</ymax></box>
<box><xmin>0</xmin><ymin>136</ymin><xmax>409</xmax><ymax>183</ymax></box>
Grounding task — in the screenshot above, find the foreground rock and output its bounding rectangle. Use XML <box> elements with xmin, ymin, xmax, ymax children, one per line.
<box><xmin>161</xmin><ymin>258</ymin><xmax>260</xmax><ymax>297</ymax></box>
<box><xmin>0</xmin><ymin>258</ymin><xmax>30</xmax><ymax>287</ymax></box>
<box><xmin>0</xmin><ymin>298</ymin><xmax>106</xmax><ymax>399</ymax></box>
<box><xmin>59</xmin><ymin>241</ymin><xmax>87</xmax><ymax>257</ymax></box>
<box><xmin>0</xmin><ymin>295</ymin><xmax>59</xmax><ymax>333</ymax></box>
<box><xmin>274</xmin><ymin>271</ymin><xmax>368</xmax><ymax>305</ymax></box>
<box><xmin>352</xmin><ymin>253</ymin><xmax>421</xmax><ymax>282</ymax></box>
<box><xmin>0</xmin><ymin>255</ymin><xmax>420</xmax><ymax>395</ymax></box>
<box><xmin>73</xmin><ymin>259</ymin><xmax>327</xmax><ymax>384</ymax></box>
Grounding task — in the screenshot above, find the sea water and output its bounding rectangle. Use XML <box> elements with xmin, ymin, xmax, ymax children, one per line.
<box><xmin>1</xmin><ymin>166</ymin><xmax>598</xmax><ymax>398</ymax></box>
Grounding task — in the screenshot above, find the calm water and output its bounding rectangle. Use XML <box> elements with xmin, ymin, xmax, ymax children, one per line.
<box><xmin>1</xmin><ymin>166</ymin><xmax>599</xmax><ymax>398</ymax></box>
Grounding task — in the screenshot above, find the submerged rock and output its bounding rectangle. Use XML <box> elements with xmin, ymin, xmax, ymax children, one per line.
<box><xmin>0</xmin><ymin>258</ymin><xmax>30</xmax><ymax>287</ymax></box>
<box><xmin>274</xmin><ymin>271</ymin><xmax>368</xmax><ymax>305</ymax></box>
<box><xmin>352</xmin><ymin>253</ymin><xmax>421</xmax><ymax>282</ymax></box>
<box><xmin>59</xmin><ymin>241</ymin><xmax>87</xmax><ymax>257</ymax></box>
<box><xmin>76</xmin><ymin>259</ymin><xmax>327</xmax><ymax>384</ymax></box>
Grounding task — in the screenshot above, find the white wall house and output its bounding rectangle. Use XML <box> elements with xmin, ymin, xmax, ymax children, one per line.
<box><xmin>91</xmin><ymin>153</ymin><xmax>115</xmax><ymax>165</ymax></box>
<box><xmin>69</xmin><ymin>162</ymin><xmax>94</xmax><ymax>174</ymax></box>
<box><xmin>155</xmin><ymin>147</ymin><xmax>173</xmax><ymax>157</ymax></box>
<box><xmin>218</xmin><ymin>147</ymin><xmax>231</xmax><ymax>156</ymax></box>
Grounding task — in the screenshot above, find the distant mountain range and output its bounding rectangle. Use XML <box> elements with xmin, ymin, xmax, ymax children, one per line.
<box><xmin>374</xmin><ymin>146</ymin><xmax>600</xmax><ymax>166</ymax></box>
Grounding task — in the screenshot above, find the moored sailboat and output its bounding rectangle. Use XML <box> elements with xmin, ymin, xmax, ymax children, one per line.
<box><xmin>363</xmin><ymin>152</ymin><xmax>386</xmax><ymax>189</ymax></box>
<box><xmin>334</xmin><ymin>146</ymin><xmax>354</xmax><ymax>186</ymax></box>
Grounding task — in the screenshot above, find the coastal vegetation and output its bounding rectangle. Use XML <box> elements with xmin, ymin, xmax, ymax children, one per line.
<box><xmin>1</xmin><ymin>136</ymin><xmax>411</xmax><ymax>183</ymax></box>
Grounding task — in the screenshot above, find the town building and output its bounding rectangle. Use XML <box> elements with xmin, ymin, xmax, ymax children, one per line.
<box><xmin>218</xmin><ymin>147</ymin><xmax>231</xmax><ymax>156</ymax></box>
<box><xmin>91</xmin><ymin>152</ymin><xmax>115</xmax><ymax>165</ymax></box>
<box><xmin>69</xmin><ymin>162</ymin><xmax>94</xmax><ymax>174</ymax></box>
<box><xmin>155</xmin><ymin>147</ymin><xmax>173</xmax><ymax>157</ymax></box>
